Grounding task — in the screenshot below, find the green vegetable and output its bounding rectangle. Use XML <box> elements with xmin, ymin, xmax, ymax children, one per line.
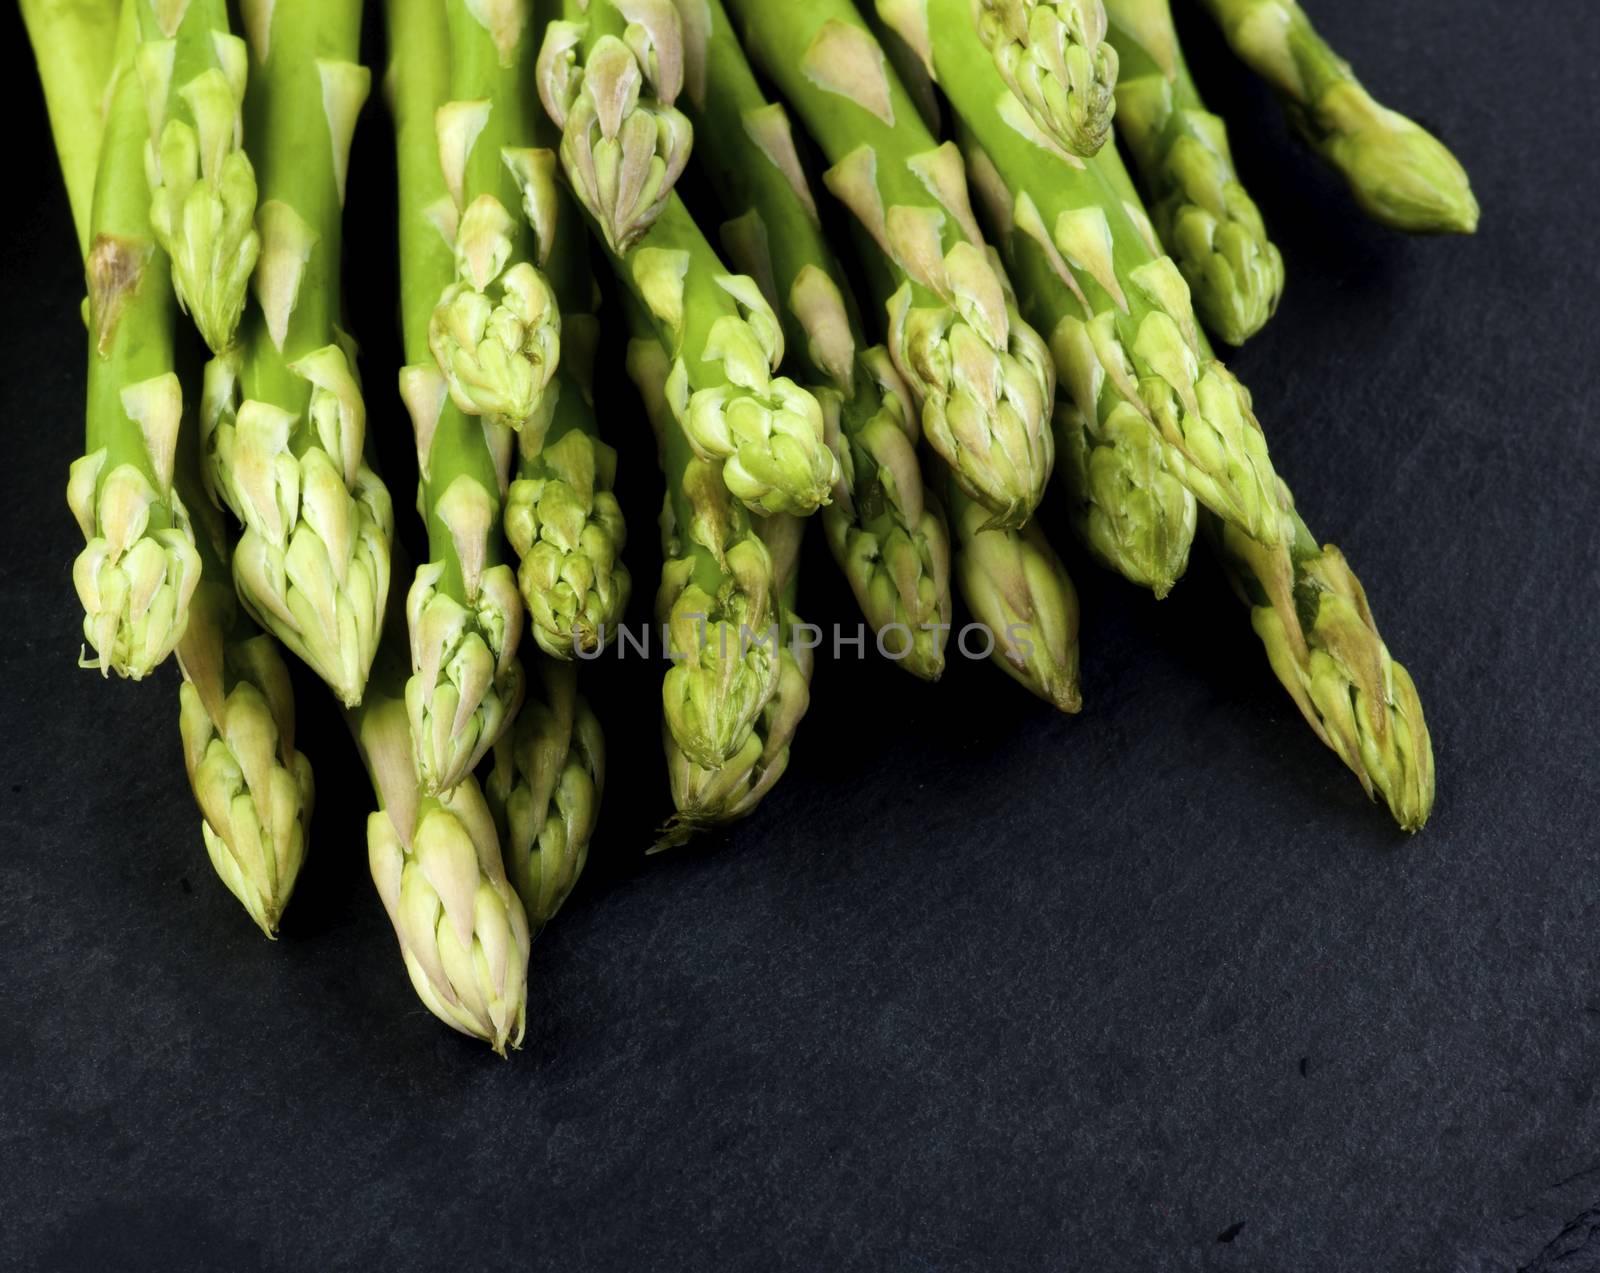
<box><xmin>67</xmin><ymin>5</ymin><xmax>202</xmax><ymax>680</ymax></box>
<box><xmin>625</xmin><ymin>329</ymin><xmax>781</xmax><ymax>772</ymax></box>
<box><xmin>503</xmin><ymin>38</ymin><xmax>633</xmax><ymax>660</ymax></box>
<box><xmin>538</xmin><ymin>0</ymin><xmax>693</xmax><ymax>255</ymax></box>
<box><xmin>133</xmin><ymin>0</ymin><xmax>259</xmax><ymax>354</ymax></box>
<box><xmin>354</xmin><ymin>609</ymin><xmax>532</xmax><ymax>1054</ymax></box>
<box><xmin>1197</xmin><ymin>0</ymin><xmax>1477</xmax><ymax>234</ymax></box>
<box><xmin>945</xmin><ymin>469</ymin><xmax>1082</xmax><ymax>712</ymax></box>
<box><xmin>427</xmin><ymin>0</ymin><xmax>561</xmax><ymax>432</ymax></box>
<box><xmin>679</xmin><ymin>0</ymin><xmax>950</xmax><ymax>680</ymax></box>
<box><xmin>958</xmin><ymin>0</ymin><xmax>1119</xmax><ymax>158</ymax></box>
<box><xmin>202</xmin><ymin>0</ymin><xmax>393</xmax><ymax>708</ymax></box>
<box><xmin>22</xmin><ymin>0</ymin><xmax>120</xmax><ymax>257</ymax></box>
<box><xmin>484</xmin><ymin>657</ymin><xmax>604</xmax><ymax>931</ymax></box>
<box><xmin>389</xmin><ymin>0</ymin><xmax>526</xmax><ymax>794</ymax></box>
<box><xmin>727</xmin><ymin>0</ymin><xmax>1055</xmax><ymax>531</ymax></box>
<box><xmin>1102</xmin><ymin>0</ymin><xmax>1283</xmax><ymax>344</ymax></box>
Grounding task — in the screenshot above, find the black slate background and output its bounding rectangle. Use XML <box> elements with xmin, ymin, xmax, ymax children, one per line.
<box><xmin>4</xmin><ymin>2</ymin><xmax>1599</xmax><ymax>1269</ymax></box>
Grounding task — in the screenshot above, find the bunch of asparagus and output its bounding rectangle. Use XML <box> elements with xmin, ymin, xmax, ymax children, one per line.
<box><xmin>29</xmin><ymin>0</ymin><xmax>1466</xmax><ymax>1049</ymax></box>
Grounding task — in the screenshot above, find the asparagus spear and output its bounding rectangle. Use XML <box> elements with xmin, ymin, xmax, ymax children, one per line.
<box><xmin>22</xmin><ymin>0</ymin><xmax>120</xmax><ymax>258</ymax></box>
<box><xmin>957</xmin><ymin>0</ymin><xmax>1119</xmax><ymax>158</ymax></box>
<box><xmin>202</xmin><ymin>0</ymin><xmax>393</xmax><ymax>708</ymax></box>
<box><xmin>484</xmin><ymin>657</ymin><xmax>605</xmax><ymax>931</ymax></box>
<box><xmin>632</xmin><ymin>327</ymin><xmax>813</xmax><ymax>837</ymax></box>
<box><xmin>132</xmin><ymin>0</ymin><xmax>259</xmax><ymax>354</ymax></box>
<box><xmin>944</xmin><ymin>463</ymin><xmax>1082</xmax><ymax>712</ymax></box>
<box><xmin>534</xmin><ymin>27</ymin><xmax>839</xmax><ymax>529</ymax></box>
<box><xmin>677</xmin><ymin>0</ymin><xmax>950</xmax><ymax>680</ymax></box>
<box><xmin>625</xmin><ymin>332</ymin><xmax>781</xmax><ymax>772</ymax></box>
<box><xmin>1195</xmin><ymin>0</ymin><xmax>1477</xmax><ymax>234</ymax></box>
<box><xmin>726</xmin><ymin>0</ymin><xmax>1055</xmax><ymax>532</ymax></box>
<box><xmin>35</xmin><ymin>0</ymin><xmax>315</xmax><ymax>934</ymax></box>
<box><xmin>428</xmin><ymin>0</ymin><xmax>561</xmax><ymax>433</ymax></box>
<box><xmin>388</xmin><ymin>0</ymin><xmax>525</xmax><ymax>794</ymax></box>
<box><xmin>538</xmin><ymin>0</ymin><xmax>693</xmax><ymax>254</ymax></box>
<box><xmin>177</xmin><ymin>376</ymin><xmax>314</xmax><ymax>937</ymax></box>
<box><xmin>909</xmin><ymin>9</ymin><xmax>1284</xmax><ymax>555</ymax></box>
<box><xmin>353</xmin><ymin>606</ymin><xmax>531</xmax><ymax>1053</ymax></box>
<box><xmin>1102</xmin><ymin>0</ymin><xmax>1283</xmax><ymax>345</ymax></box>
<box><xmin>504</xmin><ymin>39</ymin><xmax>632</xmax><ymax>660</ymax></box>
<box><xmin>68</xmin><ymin>4</ymin><xmax>202</xmax><ymax>680</ymax></box>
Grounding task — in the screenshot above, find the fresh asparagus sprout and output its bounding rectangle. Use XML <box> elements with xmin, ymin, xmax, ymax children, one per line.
<box><xmin>626</xmin><ymin>331</ymin><xmax>781</xmax><ymax>771</ymax></box>
<box><xmin>503</xmin><ymin>46</ymin><xmax>632</xmax><ymax>660</ymax></box>
<box><xmin>1102</xmin><ymin>0</ymin><xmax>1283</xmax><ymax>344</ymax></box>
<box><xmin>933</xmin><ymin>22</ymin><xmax>1283</xmax><ymax>557</ymax></box>
<box><xmin>22</xmin><ymin>0</ymin><xmax>120</xmax><ymax>257</ymax></box>
<box><xmin>133</xmin><ymin>0</ymin><xmax>259</xmax><ymax>354</ymax></box>
<box><xmin>68</xmin><ymin>10</ymin><xmax>202</xmax><ymax>681</ymax></box>
<box><xmin>657</xmin><ymin>511</ymin><xmax>814</xmax><ymax>847</ymax></box>
<box><xmin>960</xmin><ymin>0</ymin><xmax>1119</xmax><ymax>158</ymax></box>
<box><xmin>1197</xmin><ymin>0</ymin><xmax>1477</xmax><ymax>234</ymax></box>
<box><xmin>727</xmin><ymin>0</ymin><xmax>1055</xmax><ymax>531</ymax></box>
<box><xmin>389</xmin><ymin>0</ymin><xmax>526</xmax><ymax>794</ymax></box>
<box><xmin>537</xmin><ymin>0</ymin><xmax>693</xmax><ymax>255</ymax></box>
<box><xmin>945</xmin><ymin>470</ymin><xmax>1082</xmax><ymax>712</ymax></box>
<box><xmin>483</xmin><ymin>657</ymin><xmax>605</xmax><ymax>931</ymax></box>
<box><xmin>426</xmin><ymin>0</ymin><xmax>562</xmax><ymax>433</ymax></box>
<box><xmin>177</xmin><ymin>367</ymin><xmax>314</xmax><ymax>936</ymax></box>
<box><xmin>678</xmin><ymin>0</ymin><xmax>950</xmax><ymax>679</ymax></box>
<box><xmin>204</xmin><ymin>0</ymin><xmax>393</xmax><ymax>708</ymax></box>
<box><xmin>354</xmin><ymin>596</ymin><xmax>531</xmax><ymax>1053</ymax></box>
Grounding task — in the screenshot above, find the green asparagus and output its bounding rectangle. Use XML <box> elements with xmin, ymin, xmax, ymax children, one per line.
<box><xmin>389</xmin><ymin>0</ymin><xmax>525</xmax><ymax>794</ymax></box>
<box><xmin>916</xmin><ymin>12</ymin><xmax>1284</xmax><ymax>557</ymax></box>
<box><xmin>538</xmin><ymin>0</ymin><xmax>693</xmax><ymax>255</ymax></box>
<box><xmin>625</xmin><ymin>330</ymin><xmax>781</xmax><ymax>771</ymax></box>
<box><xmin>427</xmin><ymin>0</ymin><xmax>561</xmax><ymax>434</ymax></box>
<box><xmin>1196</xmin><ymin>0</ymin><xmax>1477</xmax><ymax>234</ymax></box>
<box><xmin>177</xmin><ymin>385</ymin><xmax>314</xmax><ymax>937</ymax></box>
<box><xmin>678</xmin><ymin>0</ymin><xmax>950</xmax><ymax>680</ymax></box>
<box><xmin>22</xmin><ymin>0</ymin><xmax>120</xmax><ymax>257</ymax></box>
<box><xmin>1102</xmin><ymin>0</ymin><xmax>1283</xmax><ymax>344</ymax></box>
<box><xmin>634</xmin><ymin>327</ymin><xmax>814</xmax><ymax>837</ymax></box>
<box><xmin>68</xmin><ymin>6</ymin><xmax>202</xmax><ymax>680</ymax></box>
<box><xmin>960</xmin><ymin>0</ymin><xmax>1119</xmax><ymax>158</ymax></box>
<box><xmin>484</xmin><ymin>657</ymin><xmax>605</xmax><ymax>931</ymax></box>
<box><xmin>134</xmin><ymin>0</ymin><xmax>259</xmax><ymax>354</ymax></box>
<box><xmin>945</xmin><ymin>469</ymin><xmax>1082</xmax><ymax>712</ymax></box>
<box><xmin>203</xmin><ymin>0</ymin><xmax>392</xmax><ymax>708</ymax></box>
<box><xmin>727</xmin><ymin>0</ymin><xmax>1055</xmax><ymax>531</ymax></box>
<box><xmin>504</xmin><ymin>36</ymin><xmax>632</xmax><ymax>659</ymax></box>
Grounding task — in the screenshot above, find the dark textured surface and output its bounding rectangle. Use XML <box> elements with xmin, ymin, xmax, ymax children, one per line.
<box><xmin>4</xmin><ymin>2</ymin><xmax>1599</xmax><ymax>1269</ymax></box>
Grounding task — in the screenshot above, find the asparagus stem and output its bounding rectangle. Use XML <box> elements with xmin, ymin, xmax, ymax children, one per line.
<box><xmin>133</xmin><ymin>0</ymin><xmax>259</xmax><ymax>353</ymax></box>
<box><xmin>427</xmin><ymin>0</ymin><xmax>561</xmax><ymax>432</ymax></box>
<box><xmin>501</xmin><ymin>26</ymin><xmax>633</xmax><ymax>660</ymax></box>
<box><xmin>934</xmin><ymin>18</ymin><xmax>1283</xmax><ymax>563</ymax></box>
<box><xmin>680</xmin><ymin>0</ymin><xmax>951</xmax><ymax>680</ymax></box>
<box><xmin>205</xmin><ymin>0</ymin><xmax>393</xmax><ymax>708</ymax></box>
<box><xmin>177</xmin><ymin>373</ymin><xmax>314</xmax><ymax>936</ymax></box>
<box><xmin>388</xmin><ymin>0</ymin><xmax>526</xmax><ymax>794</ymax></box>
<box><xmin>944</xmin><ymin>468</ymin><xmax>1082</xmax><ymax>713</ymax></box>
<box><xmin>68</xmin><ymin>3</ymin><xmax>202</xmax><ymax>680</ymax></box>
<box><xmin>1196</xmin><ymin>0</ymin><xmax>1477</xmax><ymax>234</ymax></box>
<box><xmin>625</xmin><ymin>328</ymin><xmax>781</xmax><ymax>772</ymax></box>
<box><xmin>727</xmin><ymin>0</ymin><xmax>1055</xmax><ymax>531</ymax></box>
<box><xmin>483</xmin><ymin>657</ymin><xmax>605</xmax><ymax>931</ymax></box>
<box><xmin>1103</xmin><ymin>0</ymin><xmax>1283</xmax><ymax>344</ymax></box>
<box><xmin>538</xmin><ymin>0</ymin><xmax>693</xmax><ymax>254</ymax></box>
<box><xmin>353</xmin><ymin>609</ymin><xmax>532</xmax><ymax>1053</ymax></box>
<box><xmin>22</xmin><ymin>0</ymin><xmax>120</xmax><ymax>257</ymax></box>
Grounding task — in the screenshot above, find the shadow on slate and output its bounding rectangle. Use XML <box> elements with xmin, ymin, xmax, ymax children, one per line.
<box><xmin>2</xmin><ymin>1</ymin><xmax>1600</xmax><ymax>1269</ymax></box>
